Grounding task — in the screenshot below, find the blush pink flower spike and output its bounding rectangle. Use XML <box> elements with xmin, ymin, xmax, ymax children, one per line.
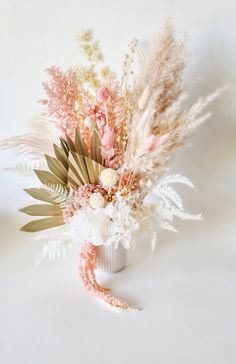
<box><xmin>102</xmin><ymin>127</ymin><xmax>115</xmax><ymax>147</ymax></box>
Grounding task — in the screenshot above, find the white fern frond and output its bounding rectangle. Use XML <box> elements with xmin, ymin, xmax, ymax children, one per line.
<box><xmin>35</xmin><ymin>225</ymin><xmax>68</xmax><ymax>241</ymax></box>
<box><xmin>151</xmin><ymin>231</ymin><xmax>158</xmax><ymax>251</ymax></box>
<box><xmin>158</xmin><ymin>174</ymin><xmax>194</xmax><ymax>188</ymax></box>
<box><xmin>159</xmin><ymin>219</ymin><xmax>178</xmax><ymax>232</ymax></box>
<box><xmin>46</xmin><ymin>183</ymin><xmax>75</xmax><ymax>209</ymax></box>
<box><xmin>34</xmin><ymin>226</ymin><xmax>73</xmax><ymax>268</ymax></box>
<box><xmin>4</xmin><ymin>159</ymin><xmax>47</xmax><ymax>176</ymax></box>
<box><xmin>171</xmin><ymin>207</ymin><xmax>202</xmax><ymax>221</ymax></box>
<box><xmin>34</xmin><ymin>240</ymin><xmax>72</xmax><ymax>269</ymax></box>
<box><xmin>157</xmin><ymin>184</ymin><xmax>184</xmax><ymax>210</ymax></box>
<box><xmin>159</xmin><ymin>206</ymin><xmax>174</xmax><ymax>222</ymax></box>
<box><xmin>161</xmin><ymin>206</ymin><xmax>202</xmax><ymax>221</ymax></box>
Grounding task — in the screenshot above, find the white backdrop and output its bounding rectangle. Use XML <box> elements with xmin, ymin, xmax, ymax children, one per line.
<box><xmin>1</xmin><ymin>1</ymin><xmax>236</xmax><ymax>363</ymax></box>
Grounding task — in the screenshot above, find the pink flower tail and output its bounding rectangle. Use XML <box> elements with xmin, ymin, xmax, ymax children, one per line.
<box><xmin>79</xmin><ymin>242</ymin><xmax>139</xmax><ymax>312</ymax></box>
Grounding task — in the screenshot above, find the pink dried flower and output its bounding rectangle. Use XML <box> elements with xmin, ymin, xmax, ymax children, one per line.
<box><xmin>140</xmin><ymin>133</ymin><xmax>169</xmax><ymax>154</ymax></box>
<box><xmin>96</xmin><ymin>87</ymin><xmax>110</xmax><ymax>103</ymax></box>
<box><xmin>102</xmin><ymin>127</ymin><xmax>115</xmax><ymax>146</ymax></box>
<box><xmin>63</xmin><ymin>206</ymin><xmax>76</xmax><ymax>223</ymax></box>
<box><xmin>75</xmin><ymin>184</ymin><xmax>95</xmax><ymax>206</ymax></box>
<box><xmin>106</xmin><ymin>154</ymin><xmax>122</xmax><ymax>169</ymax></box>
<box><xmin>101</xmin><ymin>146</ymin><xmax>115</xmax><ymax>160</ymax></box>
<box><xmin>100</xmin><ymin>146</ymin><xmax>122</xmax><ymax>168</ymax></box>
<box><xmin>75</xmin><ymin>184</ymin><xmax>107</xmax><ymax>207</ymax></box>
<box><xmin>41</xmin><ymin>66</ymin><xmax>82</xmax><ymax>138</ymax></box>
<box><xmin>96</xmin><ymin>115</ymin><xmax>106</xmax><ymax>129</ymax></box>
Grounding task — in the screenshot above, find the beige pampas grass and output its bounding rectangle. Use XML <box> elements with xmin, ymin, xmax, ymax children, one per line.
<box><xmin>123</xmin><ymin>21</ymin><xmax>224</xmax><ymax>186</ymax></box>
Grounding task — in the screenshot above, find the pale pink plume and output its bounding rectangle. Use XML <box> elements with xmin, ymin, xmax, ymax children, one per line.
<box><xmin>140</xmin><ymin>133</ymin><xmax>169</xmax><ymax>154</ymax></box>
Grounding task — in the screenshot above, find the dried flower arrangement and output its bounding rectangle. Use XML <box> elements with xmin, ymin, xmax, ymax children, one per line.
<box><xmin>0</xmin><ymin>23</ymin><xmax>222</xmax><ymax>311</ymax></box>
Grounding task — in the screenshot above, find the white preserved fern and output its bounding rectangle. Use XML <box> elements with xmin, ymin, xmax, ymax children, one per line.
<box><xmin>153</xmin><ymin>174</ymin><xmax>202</xmax><ymax>233</ymax></box>
<box><xmin>158</xmin><ymin>173</ymin><xmax>194</xmax><ymax>187</ymax></box>
<box><xmin>4</xmin><ymin>159</ymin><xmax>47</xmax><ymax>177</ymax></box>
<box><xmin>46</xmin><ymin>183</ymin><xmax>75</xmax><ymax>209</ymax></box>
<box><xmin>34</xmin><ymin>227</ymin><xmax>73</xmax><ymax>268</ymax></box>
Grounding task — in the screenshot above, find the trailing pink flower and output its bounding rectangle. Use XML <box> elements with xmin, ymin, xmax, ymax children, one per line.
<box><xmin>79</xmin><ymin>242</ymin><xmax>138</xmax><ymax>311</ymax></box>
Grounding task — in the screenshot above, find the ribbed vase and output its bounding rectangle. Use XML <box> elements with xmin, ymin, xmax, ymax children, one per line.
<box><xmin>96</xmin><ymin>244</ymin><xmax>126</xmax><ymax>273</ymax></box>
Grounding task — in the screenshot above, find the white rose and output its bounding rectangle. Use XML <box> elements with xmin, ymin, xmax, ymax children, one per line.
<box><xmin>89</xmin><ymin>192</ymin><xmax>105</xmax><ymax>209</ymax></box>
<box><xmin>100</xmin><ymin>168</ymin><xmax>119</xmax><ymax>187</ymax></box>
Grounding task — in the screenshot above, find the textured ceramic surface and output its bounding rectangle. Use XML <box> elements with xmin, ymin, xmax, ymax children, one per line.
<box><xmin>96</xmin><ymin>244</ymin><xmax>126</xmax><ymax>273</ymax></box>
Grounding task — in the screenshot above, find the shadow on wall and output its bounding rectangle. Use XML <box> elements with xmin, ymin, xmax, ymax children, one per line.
<box><xmin>0</xmin><ymin>212</ymin><xmax>25</xmax><ymax>248</ymax></box>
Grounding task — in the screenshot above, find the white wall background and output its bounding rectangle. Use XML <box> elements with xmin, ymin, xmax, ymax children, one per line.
<box><xmin>0</xmin><ymin>1</ymin><xmax>236</xmax><ymax>364</ymax></box>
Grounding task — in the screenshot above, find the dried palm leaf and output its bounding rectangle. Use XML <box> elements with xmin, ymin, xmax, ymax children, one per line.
<box><xmin>19</xmin><ymin>204</ymin><xmax>62</xmax><ymax>216</ymax></box>
<box><xmin>20</xmin><ymin>216</ymin><xmax>65</xmax><ymax>232</ymax></box>
<box><xmin>24</xmin><ymin>188</ymin><xmax>58</xmax><ymax>204</ymax></box>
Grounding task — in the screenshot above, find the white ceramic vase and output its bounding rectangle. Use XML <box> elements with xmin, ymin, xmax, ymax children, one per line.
<box><xmin>96</xmin><ymin>244</ymin><xmax>126</xmax><ymax>273</ymax></box>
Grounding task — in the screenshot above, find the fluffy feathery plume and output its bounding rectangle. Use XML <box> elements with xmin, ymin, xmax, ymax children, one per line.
<box><xmin>0</xmin><ymin>115</ymin><xmax>59</xmax><ymax>159</ymax></box>
<box><xmin>134</xmin><ymin>21</ymin><xmax>185</xmax><ymax>114</ymax></box>
<box><xmin>40</xmin><ymin>66</ymin><xmax>85</xmax><ymax>138</ymax></box>
<box><xmin>122</xmin><ymin>21</ymin><xmax>186</xmax><ymax>174</ymax></box>
<box><xmin>122</xmin><ymin>22</ymin><xmax>224</xmax><ymax>188</ymax></box>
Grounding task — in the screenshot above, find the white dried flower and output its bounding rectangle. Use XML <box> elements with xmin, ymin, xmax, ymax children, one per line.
<box><xmin>84</xmin><ymin>116</ymin><xmax>94</xmax><ymax>128</ymax></box>
<box><xmin>146</xmin><ymin>179</ymin><xmax>153</xmax><ymax>188</ymax></box>
<box><xmin>89</xmin><ymin>192</ymin><xmax>105</xmax><ymax>209</ymax></box>
<box><xmin>67</xmin><ymin>195</ymin><xmax>153</xmax><ymax>249</ymax></box>
<box><xmin>100</xmin><ymin>168</ymin><xmax>119</xmax><ymax>187</ymax></box>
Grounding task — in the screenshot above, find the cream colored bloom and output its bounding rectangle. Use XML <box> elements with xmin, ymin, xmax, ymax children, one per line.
<box><xmin>146</xmin><ymin>179</ymin><xmax>153</xmax><ymax>188</ymax></box>
<box><xmin>77</xmin><ymin>29</ymin><xmax>93</xmax><ymax>43</ymax></box>
<box><xmin>89</xmin><ymin>192</ymin><xmax>105</xmax><ymax>209</ymax></box>
<box><xmin>100</xmin><ymin>168</ymin><xmax>119</xmax><ymax>187</ymax></box>
<box><xmin>84</xmin><ymin>116</ymin><xmax>94</xmax><ymax>128</ymax></box>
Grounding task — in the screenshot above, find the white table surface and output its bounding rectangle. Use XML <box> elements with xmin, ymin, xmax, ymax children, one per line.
<box><xmin>1</xmin><ymin>0</ymin><xmax>236</xmax><ymax>363</ymax></box>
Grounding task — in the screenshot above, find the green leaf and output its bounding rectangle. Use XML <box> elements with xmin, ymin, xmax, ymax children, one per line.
<box><xmin>45</xmin><ymin>154</ymin><xmax>68</xmax><ymax>184</ymax></box>
<box><xmin>20</xmin><ymin>216</ymin><xmax>65</xmax><ymax>232</ymax></box>
<box><xmin>34</xmin><ymin>170</ymin><xmax>66</xmax><ymax>187</ymax></box>
<box><xmin>24</xmin><ymin>188</ymin><xmax>57</xmax><ymax>204</ymax></box>
<box><xmin>19</xmin><ymin>204</ymin><xmax>62</xmax><ymax>216</ymax></box>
